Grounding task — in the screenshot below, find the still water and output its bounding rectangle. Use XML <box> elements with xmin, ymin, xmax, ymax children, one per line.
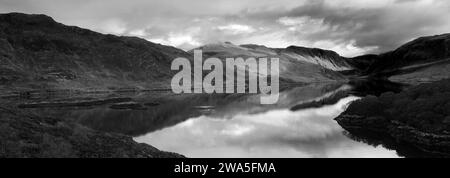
<box><xmin>134</xmin><ymin>96</ymin><xmax>398</xmax><ymax>158</ymax></box>
<box><xmin>13</xmin><ymin>82</ymin><xmax>402</xmax><ymax>158</ymax></box>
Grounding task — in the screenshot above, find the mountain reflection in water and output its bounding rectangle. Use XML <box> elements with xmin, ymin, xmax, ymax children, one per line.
<box><xmin>12</xmin><ymin>81</ymin><xmax>403</xmax><ymax>158</ymax></box>
<box><xmin>134</xmin><ymin>96</ymin><xmax>398</xmax><ymax>158</ymax></box>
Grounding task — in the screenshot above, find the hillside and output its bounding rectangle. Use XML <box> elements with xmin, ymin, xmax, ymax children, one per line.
<box><xmin>335</xmin><ymin>79</ymin><xmax>450</xmax><ymax>157</ymax></box>
<box><xmin>2</xmin><ymin>13</ymin><xmax>449</xmax><ymax>91</ymax></box>
<box><xmin>348</xmin><ymin>33</ymin><xmax>450</xmax><ymax>75</ymax></box>
<box><xmin>0</xmin><ymin>13</ymin><xmax>190</xmax><ymax>92</ymax></box>
<box><xmin>0</xmin><ymin>104</ymin><xmax>183</xmax><ymax>158</ymax></box>
<box><xmin>190</xmin><ymin>42</ymin><xmax>350</xmax><ymax>84</ymax></box>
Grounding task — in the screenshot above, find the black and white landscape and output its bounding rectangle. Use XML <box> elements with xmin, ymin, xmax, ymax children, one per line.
<box><xmin>1</xmin><ymin>0</ymin><xmax>450</xmax><ymax>158</ymax></box>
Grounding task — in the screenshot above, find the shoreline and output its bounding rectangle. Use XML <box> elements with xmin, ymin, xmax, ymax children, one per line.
<box><xmin>335</xmin><ymin>79</ymin><xmax>450</xmax><ymax>157</ymax></box>
<box><xmin>0</xmin><ymin>106</ymin><xmax>184</xmax><ymax>158</ymax></box>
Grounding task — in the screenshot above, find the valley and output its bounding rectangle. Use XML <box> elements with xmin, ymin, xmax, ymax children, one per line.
<box><xmin>1</xmin><ymin>12</ymin><xmax>450</xmax><ymax>158</ymax></box>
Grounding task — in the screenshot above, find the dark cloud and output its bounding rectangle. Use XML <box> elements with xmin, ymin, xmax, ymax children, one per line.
<box><xmin>0</xmin><ymin>0</ymin><xmax>449</xmax><ymax>56</ymax></box>
<box><xmin>230</xmin><ymin>0</ymin><xmax>450</xmax><ymax>55</ymax></box>
<box><xmin>284</xmin><ymin>0</ymin><xmax>449</xmax><ymax>54</ymax></box>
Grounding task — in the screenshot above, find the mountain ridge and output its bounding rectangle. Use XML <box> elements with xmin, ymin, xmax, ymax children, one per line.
<box><xmin>189</xmin><ymin>42</ymin><xmax>350</xmax><ymax>84</ymax></box>
<box><xmin>191</xmin><ymin>41</ymin><xmax>352</xmax><ymax>71</ymax></box>
<box><xmin>347</xmin><ymin>33</ymin><xmax>450</xmax><ymax>75</ymax></box>
<box><xmin>0</xmin><ymin>12</ymin><xmax>191</xmax><ymax>92</ymax></box>
<box><xmin>1</xmin><ymin>12</ymin><xmax>449</xmax><ymax>92</ymax></box>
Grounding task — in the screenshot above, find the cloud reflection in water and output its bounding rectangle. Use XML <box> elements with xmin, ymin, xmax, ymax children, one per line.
<box><xmin>134</xmin><ymin>96</ymin><xmax>399</xmax><ymax>158</ymax></box>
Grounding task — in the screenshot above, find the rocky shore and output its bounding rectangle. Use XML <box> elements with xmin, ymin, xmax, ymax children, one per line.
<box><xmin>335</xmin><ymin>79</ymin><xmax>450</xmax><ymax>157</ymax></box>
<box><xmin>0</xmin><ymin>105</ymin><xmax>184</xmax><ymax>158</ymax></box>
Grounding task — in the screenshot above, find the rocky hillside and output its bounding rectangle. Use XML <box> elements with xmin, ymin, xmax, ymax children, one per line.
<box><xmin>0</xmin><ymin>105</ymin><xmax>184</xmax><ymax>158</ymax></box>
<box><xmin>2</xmin><ymin>13</ymin><xmax>448</xmax><ymax>92</ymax></box>
<box><xmin>283</xmin><ymin>46</ymin><xmax>351</xmax><ymax>71</ymax></box>
<box><xmin>190</xmin><ymin>42</ymin><xmax>350</xmax><ymax>84</ymax></box>
<box><xmin>335</xmin><ymin>79</ymin><xmax>450</xmax><ymax>157</ymax></box>
<box><xmin>0</xmin><ymin>13</ymin><xmax>190</xmax><ymax>92</ymax></box>
<box><xmin>348</xmin><ymin>33</ymin><xmax>450</xmax><ymax>75</ymax></box>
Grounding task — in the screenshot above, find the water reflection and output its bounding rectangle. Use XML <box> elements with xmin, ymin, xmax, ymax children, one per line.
<box><xmin>134</xmin><ymin>96</ymin><xmax>399</xmax><ymax>158</ymax></box>
<box><xmin>343</xmin><ymin>130</ymin><xmax>447</xmax><ymax>158</ymax></box>
<box><xmin>19</xmin><ymin>83</ymin><xmax>353</xmax><ymax>136</ymax></box>
<box><xmin>10</xmin><ymin>81</ymin><xmax>404</xmax><ymax>157</ymax></box>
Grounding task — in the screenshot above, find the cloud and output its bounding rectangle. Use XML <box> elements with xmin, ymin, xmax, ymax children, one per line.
<box><xmin>290</xmin><ymin>0</ymin><xmax>449</xmax><ymax>55</ymax></box>
<box><xmin>98</xmin><ymin>19</ymin><xmax>127</xmax><ymax>35</ymax></box>
<box><xmin>148</xmin><ymin>33</ymin><xmax>201</xmax><ymax>51</ymax></box>
<box><xmin>313</xmin><ymin>40</ymin><xmax>379</xmax><ymax>57</ymax></box>
<box><xmin>277</xmin><ymin>16</ymin><xmax>329</xmax><ymax>35</ymax></box>
<box><xmin>1</xmin><ymin>0</ymin><xmax>449</xmax><ymax>56</ymax></box>
<box><xmin>167</xmin><ymin>34</ymin><xmax>201</xmax><ymax>47</ymax></box>
<box><xmin>227</xmin><ymin>0</ymin><xmax>450</xmax><ymax>56</ymax></box>
<box><xmin>128</xmin><ymin>29</ymin><xmax>146</xmax><ymax>37</ymax></box>
<box><xmin>278</xmin><ymin>16</ymin><xmax>323</xmax><ymax>26</ymax></box>
<box><xmin>217</xmin><ymin>24</ymin><xmax>256</xmax><ymax>35</ymax></box>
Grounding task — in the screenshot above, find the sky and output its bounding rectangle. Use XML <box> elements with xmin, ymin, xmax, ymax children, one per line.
<box><xmin>1</xmin><ymin>0</ymin><xmax>449</xmax><ymax>57</ymax></box>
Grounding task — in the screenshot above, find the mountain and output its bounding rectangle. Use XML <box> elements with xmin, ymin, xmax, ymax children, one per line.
<box><xmin>348</xmin><ymin>33</ymin><xmax>450</xmax><ymax>75</ymax></box>
<box><xmin>335</xmin><ymin>78</ymin><xmax>450</xmax><ymax>157</ymax></box>
<box><xmin>190</xmin><ymin>42</ymin><xmax>350</xmax><ymax>84</ymax></box>
<box><xmin>283</xmin><ymin>46</ymin><xmax>351</xmax><ymax>71</ymax></box>
<box><xmin>0</xmin><ymin>13</ymin><xmax>190</xmax><ymax>92</ymax></box>
<box><xmin>2</xmin><ymin>12</ymin><xmax>448</xmax><ymax>93</ymax></box>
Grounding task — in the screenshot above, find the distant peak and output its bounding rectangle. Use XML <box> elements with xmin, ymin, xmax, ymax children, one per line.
<box><xmin>286</xmin><ymin>45</ymin><xmax>310</xmax><ymax>50</ymax></box>
<box><xmin>406</xmin><ymin>33</ymin><xmax>450</xmax><ymax>44</ymax></box>
<box><xmin>239</xmin><ymin>44</ymin><xmax>269</xmax><ymax>48</ymax></box>
<box><xmin>287</xmin><ymin>45</ymin><xmax>338</xmax><ymax>53</ymax></box>
<box><xmin>195</xmin><ymin>41</ymin><xmax>240</xmax><ymax>49</ymax></box>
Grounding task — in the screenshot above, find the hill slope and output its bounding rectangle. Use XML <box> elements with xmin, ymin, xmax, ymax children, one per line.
<box><xmin>190</xmin><ymin>42</ymin><xmax>350</xmax><ymax>84</ymax></box>
<box><xmin>0</xmin><ymin>13</ymin><xmax>190</xmax><ymax>92</ymax></box>
<box><xmin>347</xmin><ymin>33</ymin><xmax>450</xmax><ymax>75</ymax></box>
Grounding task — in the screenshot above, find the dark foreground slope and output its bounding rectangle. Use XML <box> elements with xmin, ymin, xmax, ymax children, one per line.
<box><xmin>0</xmin><ymin>13</ymin><xmax>190</xmax><ymax>92</ymax></box>
<box><xmin>0</xmin><ymin>105</ymin><xmax>183</xmax><ymax>158</ymax></box>
<box><xmin>335</xmin><ymin>79</ymin><xmax>450</xmax><ymax>157</ymax></box>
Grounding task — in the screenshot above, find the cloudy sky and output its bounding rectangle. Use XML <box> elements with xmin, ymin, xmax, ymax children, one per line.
<box><xmin>1</xmin><ymin>0</ymin><xmax>449</xmax><ymax>57</ymax></box>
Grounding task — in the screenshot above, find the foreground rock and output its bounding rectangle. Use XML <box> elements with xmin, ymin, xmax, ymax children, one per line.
<box><xmin>335</xmin><ymin>79</ymin><xmax>450</xmax><ymax>157</ymax></box>
<box><xmin>0</xmin><ymin>106</ymin><xmax>184</xmax><ymax>158</ymax></box>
